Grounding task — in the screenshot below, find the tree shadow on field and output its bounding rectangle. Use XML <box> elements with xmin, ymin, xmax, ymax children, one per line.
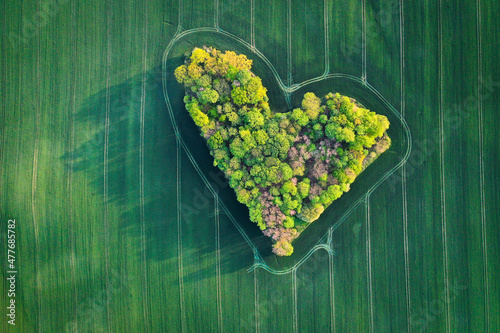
<box><xmin>61</xmin><ymin>62</ymin><xmax>273</xmax><ymax>280</ymax></box>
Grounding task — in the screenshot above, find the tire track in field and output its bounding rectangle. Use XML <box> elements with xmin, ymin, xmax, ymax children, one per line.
<box><xmin>292</xmin><ymin>269</ymin><xmax>298</xmax><ymax>333</ymax></box>
<box><xmin>361</xmin><ymin>0</ymin><xmax>367</xmax><ymax>81</ymax></box>
<box><xmin>254</xmin><ymin>269</ymin><xmax>260</xmax><ymax>333</ymax></box>
<box><xmin>328</xmin><ymin>249</ymin><xmax>336</xmax><ymax>333</ymax></box>
<box><xmin>365</xmin><ymin>197</ymin><xmax>374</xmax><ymax>333</ymax></box>
<box><xmin>163</xmin><ymin>28</ymin><xmax>411</xmax><ymax>275</ymax></box>
<box><xmin>69</xmin><ymin>1</ymin><xmax>78</xmax><ymax>329</ymax></box>
<box><xmin>476</xmin><ymin>1</ymin><xmax>490</xmax><ymax>330</ymax></box>
<box><xmin>34</xmin><ymin>4</ymin><xmax>42</xmax><ymax>328</ymax></box>
<box><xmin>178</xmin><ymin>0</ymin><xmax>183</xmax><ymax>30</ymax></box>
<box><xmin>214</xmin><ymin>0</ymin><xmax>219</xmax><ymax>29</ymax></box>
<box><xmin>323</xmin><ymin>0</ymin><xmax>330</xmax><ymax>75</ymax></box>
<box><xmin>103</xmin><ymin>0</ymin><xmax>112</xmax><ymax>330</ymax></box>
<box><xmin>399</xmin><ymin>0</ymin><xmax>411</xmax><ymax>331</ymax></box>
<box><xmin>32</xmin><ymin>142</ymin><xmax>41</xmax><ymax>332</ymax></box>
<box><xmin>250</xmin><ymin>0</ymin><xmax>255</xmax><ymax>49</ymax></box>
<box><xmin>176</xmin><ymin>139</ymin><xmax>187</xmax><ymax>333</ymax></box>
<box><xmin>214</xmin><ymin>193</ymin><xmax>223</xmax><ymax>333</ymax></box>
<box><xmin>438</xmin><ymin>1</ymin><xmax>451</xmax><ymax>330</ymax></box>
<box><xmin>287</xmin><ymin>0</ymin><xmax>293</xmax><ymax>86</ymax></box>
<box><xmin>139</xmin><ymin>1</ymin><xmax>150</xmax><ymax>330</ymax></box>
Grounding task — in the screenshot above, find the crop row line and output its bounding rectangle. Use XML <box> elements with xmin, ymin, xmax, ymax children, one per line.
<box><xmin>287</xmin><ymin>0</ymin><xmax>293</xmax><ymax>86</ymax></box>
<box><xmin>214</xmin><ymin>0</ymin><xmax>219</xmax><ymax>29</ymax></box>
<box><xmin>178</xmin><ymin>0</ymin><xmax>183</xmax><ymax>30</ymax></box>
<box><xmin>139</xmin><ymin>1</ymin><xmax>150</xmax><ymax>330</ymax></box>
<box><xmin>215</xmin><ymin>194</ymin><xmax>224</xmax><ymax>333</ymax></box>
<box><xmin>476</xmin><ymin>0</ymin><xmax>490</xmax><ymax>330</ymax></box>
<box><xmin>69</xmin><ymin>1</ymin><xmax>79</xmax><ymax>326</ymax></box>
<box><xmin>250</xmin><ymin>0</ymin><xmax>255</xmax><ymax>51</ymax></box>
<box><xmin>176</xmin><ymin>140</ymin><xmax>187</xmax><ymax>333</ymax></box>
<box><xmin>365</xmin><ymin>197</ymin><xmax>374</xmax><ymax>333</ymax></box>
<box><xmin>399</xmin><ymin>0</ymin><xmax>412</xmax><ymax>331</ymax></box>
<box><xmin>33</xmin><ymin>12</ymin><xmax>42</xmax><ymax>329</ymax></box>
<box><xmin>361</xmin><ymin>0</ymin><xmax>367</xmax><ymax>80</ymax></box>
<box><xmin>254</xmin><ymin>269</ymin><xmax>260</xmax><ymax>333</ymax></box>
<box><xmin>292</xmin><ymin>269</ymin><xmax>298</xmax><ymax>333</ymax></box>
<box><xmin>438</xmin><ymin>1</ymin><xmax>451</xmax><ymax>330</ymax></box>
<box><xmin>32</xmin><ymin>139</ymin><xmax>41</xmax><ymax>332</ymax></box>
<box><xmin>250</xmin><ymin>0</ymin><xmax>255</xmax><ymax>49</ymax></box>
<box><xmin>323</xmin><ymin>0</ymin><xmax>330</xmax><ymax>76</ymax></box>
<box><xmin>329</xmin><ymin>251</ymin><xmax>336</xmax><ymax>332</ymax></box>
<box><xmin>103</xmin><ymin>0</ymin><xmax>113</xmax><ymax>329</ymax></box>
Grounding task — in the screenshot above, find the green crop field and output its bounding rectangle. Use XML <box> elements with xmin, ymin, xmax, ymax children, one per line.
<box><xmin>1</xmin><ymin>0</ymin><xmax>498</xmax><ymax>332</ymax></box>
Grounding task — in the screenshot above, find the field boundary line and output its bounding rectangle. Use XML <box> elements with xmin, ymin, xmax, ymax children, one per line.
<box><xmin>139</xmin><ymin>1</ymin><xmax>150</xmax><ymax>330</ymax></box>
<box><xmin>438</xmin><ymin>1</ymin><xmax>451</xmax><ymax>330</ymax></box>
<box><xmin>177</xmin><ymin>139</ymin><xmax>187</xmax><ymax>333</ymax></box>
<box><xmin>215</xmin><ymin>194</ymin><xmax>223</xmax><ymax>333</ymax></box>
<box><xmin>365</xmin><ymin>197</ymin><xmax>374</xmax><ymax>333</ymax></box>
<box><xmin>476</xmin><ymin>0</ymin><xmax>490</xmax><ymax>330</ymax></box>
<box><xmin>400</xmin><ymin>0</ymin><xmax>411</xmax><ymax>331</ymax></box>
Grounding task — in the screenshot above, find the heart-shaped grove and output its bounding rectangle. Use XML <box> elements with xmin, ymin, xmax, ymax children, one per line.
<box><xmin>173</xmin><ymin>46</ymin><xmax>391</xmax><ymax>256</ymax></box>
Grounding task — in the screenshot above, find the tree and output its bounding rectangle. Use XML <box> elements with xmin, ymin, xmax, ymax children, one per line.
<box><xmin>231</xmin><ymin>87</ymin><xmax>249</xmax><ymax>105</ymax></box>
<box><xmin>190</xmin><ymin>47</ymin><xmax>209</xmax><ymax>64</ymax></box>
<box><xmin>297</xmin><ymin>203</ymin><xmax>324</xmax><ymax>222</ymax></box>
<box><xmin>226</xmin><ymin>112</ymin><xmax>240</xmax><ymax>126</ymax></box>
<box><xmin>207</xmin><ymin>131</ymin><xmax>224</xmax><ymax>150</ymax></box>
<box><xmin>281</xmin><ymin>180</ymin><xmax>297</xmax><ymax>196</ymax></box>
<box><xmin>198</xmin><ymin>88</ymin><xmax>219</xmax><ymax>105</ymax></box>
<box><xmin>246</xmin><ymin>77</ymin><xmax>267</xmax><ymax>104</ymax></box>
<box><xmin>245</xmin><ymin>109</ymin><xmax>265</xmax><ymax>128</ymax></box>
<box><xmin>302</xmin><ymin>92</ymin><xmax>321</xmax><ymax>120</ymax></box>
<box><xmin>188</xmin><ymin>105</ymin><xmax>210</xmax><ymax>128</ymax></box>
<box><xmin>187</xmin><ymin>62</ymin><xmax>203</xmax><ymax>80</ymax></box>
<box><xmin>279</xmin><ymin>163</ymin><xmax>293</xmax><ymax>181</ymax></box>
<box><xmin>221</xmin><ymin>50</ymin><xmax>253</xmax><ymax>70</ymax></box>
<box><xmin>229</xmin><ymin>137</ymin><xmax>247</xmax><ymax>158</ymax></box>
<box><xmin>174</xmin><ymin>65</ymin><xmax>188</xmax><ymax>83</ymax></box>
<box><xmin>283</xmin><ymin>217</ymin><xmax>294</xmax><ymax>228</ymax></box>
<box><xmin>237</xmin><ymin>188</ymin><xmax>252</xmax><ymax>205</ymax></box>
<box><xmin>297</xmin><ymin>180</ymin><xmax>310</xmax><ymax>199</ymax></box>
<box><xmin>236</xmin><ymin>70</ymin><xmax>252</xmax><ymax>85</ymax></box>
<box><xmin>253</xmin><ymin>129</ymin><xmax>269</xmax><ymax>145</ymax></box>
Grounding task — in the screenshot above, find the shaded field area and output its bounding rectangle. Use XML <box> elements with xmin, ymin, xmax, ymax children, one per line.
<box><xmin>1</xmin><ymin>0</ymin><xmax>499</xmax><ymax>332</ymax></box>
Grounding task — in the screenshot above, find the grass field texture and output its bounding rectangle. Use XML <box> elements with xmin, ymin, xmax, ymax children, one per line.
<box><xmin>1</xmin><ymin>0</ymin><xmax>499</xmax><ymax>332</ymax></box>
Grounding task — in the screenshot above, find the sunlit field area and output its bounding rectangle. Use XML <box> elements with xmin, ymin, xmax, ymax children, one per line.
<box><xmin>1</xmin><ymin>0</ymin><xmax>499</xmax><ymax>332</ymax></box>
